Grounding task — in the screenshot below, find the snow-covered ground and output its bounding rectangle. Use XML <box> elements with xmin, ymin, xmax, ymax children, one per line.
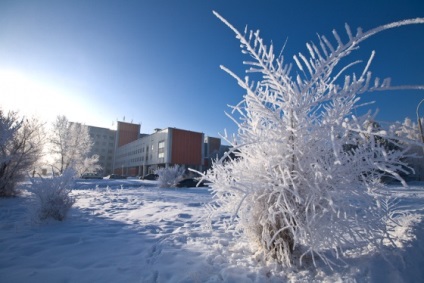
<box><xmin>1</xmin><ymin>179</ymin><xmax>424</xmax><ymax>282</ymax></box>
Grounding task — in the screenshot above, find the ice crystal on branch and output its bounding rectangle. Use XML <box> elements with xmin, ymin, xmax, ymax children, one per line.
<box><xmin>202</xmin><ymin>12</ymin><xmax>424</xmax><ymax>267</ymax></box>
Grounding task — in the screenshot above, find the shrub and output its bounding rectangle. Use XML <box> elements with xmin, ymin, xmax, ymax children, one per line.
<box><xmin>201</xmin><ymin>13</ymin><xmax>424</xmax><ymax>267</ymax></box>
<box><xmin>30</xmin><ymin>168</ymin><xmax>76</xmax><ymax>221</ymax></box>
<box><xmin>155</xmin><ymin>165</ymin><xmax>185</xmax><ymax>188</ymax></box>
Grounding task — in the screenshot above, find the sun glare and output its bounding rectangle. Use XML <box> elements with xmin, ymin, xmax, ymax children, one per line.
<box><xmin>0</xmin><ymin>70</ymin><xmax>67</xmax><ymax>121</ymax></box>
<box><xmin>0</xmin><ymin>69</ymin><xmax>100</xmax><ymax>126</ymax></box>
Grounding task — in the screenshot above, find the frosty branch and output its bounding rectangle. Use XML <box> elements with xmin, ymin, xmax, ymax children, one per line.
<box><xmin>202</xmin><ymin>12</ymin><xmax>424</xmax><ymax>267</ymax></box>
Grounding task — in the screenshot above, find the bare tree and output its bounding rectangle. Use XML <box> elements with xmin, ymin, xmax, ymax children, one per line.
<box><xmin>0</xmin><ymin>109</ymin><xmax>45</xmax><ymax>197</ymax></box>
<box><xmin>49</xmin><ymin>115</ymin><xmax>101</xmax><ymax>176</ymax></box>
<box><xmin>49</xmin><ymin>115</ymin><xmax>68</xmax><ymax>175</ymax></box>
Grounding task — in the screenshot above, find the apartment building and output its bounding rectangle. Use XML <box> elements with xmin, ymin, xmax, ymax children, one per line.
<box><xmin>82</xmin><ymin>121</ymin><xmax>224</xmax><ymax>177</ymax></box>
<box><xmin>115</xmin><ymin>121</ymin><xmax>141</xmax><ymax>147</ymax></box>
<box><xmin>113</xmin><ymin>126</ymin><xmax>208</xmax><ymax>176</ymax></box>
<box><xmin>87</xmin><ymin>125</ymin><xmax>116</xmax><ymax>176</ymax></box>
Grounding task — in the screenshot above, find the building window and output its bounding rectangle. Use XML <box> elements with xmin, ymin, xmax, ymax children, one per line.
<box><xmin>158</xmin><ymin>141</ymin><xmax>165</xmax><ymax>149</ymax></box>
<box><xmin>158</xmin><ymin>141</ymin><xmax>165</xmax><ymax>163</ymax></box>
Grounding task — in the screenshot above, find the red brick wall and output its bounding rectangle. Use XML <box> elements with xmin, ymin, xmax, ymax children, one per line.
<box><xmin>127</xmin><ymin>167</ymin><xmax>138</xmax><ymax>176</ymax></box>
<box><xmin>114</xmin><ymin>166</ymin><xmax>139</xmax><ymax>176</ymax></box>
<box><xmin>117</xmin><ymin>122</ymin><xmax>140</xmax><ymax>147</ymax></box>
<box><xmin>171</xmin><ymin>129</ymin><xmax>203</xmax><ymax>165</ymax></box>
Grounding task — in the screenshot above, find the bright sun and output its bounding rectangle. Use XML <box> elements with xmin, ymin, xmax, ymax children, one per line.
<box><xmin>0</xmin><ymin>69</ymin><xmax>99</xmax><ymax>126</ymax></box>
<box><xmin>0</xmin><ymin>70</ymin><xmax>68</xmax><ymax>121</ymax></box>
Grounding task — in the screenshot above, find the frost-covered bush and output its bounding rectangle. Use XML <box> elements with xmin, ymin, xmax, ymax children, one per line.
<box><xmin>30</xmin><ymin>168</ymin><xmax>76</xmax><ymax>221</ymax></box>
<box><xmin>391</xmin><ymin>117</ymin><xmax>424</xmax><ymax>142</ymax></box>
<box><xmin>390</xmin><ymin>117</ymin><xmax>424</xmax><ymax>180</ymax></box>
<box><xmin>201</xmin><ymin>13</ymin><xmax>424</xmax><ymax>267</ymax></box>
<box><xmin>155</xmin><ymin>165</ymin><xmax>185</xmax><ymax>188</ymax></box>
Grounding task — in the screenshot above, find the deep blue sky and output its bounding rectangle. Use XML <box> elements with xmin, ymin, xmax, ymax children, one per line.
<box><xmin>0</xmin><ymin>0</ymin><xmax>423</xmax><ymax>139</ymax></box>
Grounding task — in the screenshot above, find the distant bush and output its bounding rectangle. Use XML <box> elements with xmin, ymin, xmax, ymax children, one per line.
<box><xmin>30</xmin><ymin>168</ymin><xmax>76</xmax><ymax>221</ymax></box>
<box><xmin>155</xmin><ymin>165</ymin><xmax>185</xmax><ymax>188</ymax></box>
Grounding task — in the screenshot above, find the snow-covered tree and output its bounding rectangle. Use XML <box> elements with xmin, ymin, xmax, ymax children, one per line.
<box><xmin>49</xmin><ymin>115</ymin><xmax>101</xmax><ymax>176</ymax></box>
<box><xmin>155</xmin><ymin>165</ymin><xmax>185</xmax><ymax>188</ymax></box>
<box><xmin>0</xmin><ymin>109</ymin><xmax>45</xmax><ymax>197</ymax></box>
<box><xmin>77</xmin><ymin>154</ymin><xmax>101</xmax><ymax>176</ymax></box>
<box><xmin>201</xmin><ymin>13</ymin><xmax>424</xmax><ymax>267</ymax></box>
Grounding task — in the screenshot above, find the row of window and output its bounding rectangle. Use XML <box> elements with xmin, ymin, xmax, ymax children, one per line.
<box><xmin>115</xmin><ymin>140</ymin><xmax>165</xmax><ymax>161</ymax></box>
<box><xmin>128</xmin><ymin>154</ymin><xmax>156</xmax><ymax>163</ymax></box>
<box><xmin>126</xmin><ymin>150</ymin><xmax>167</xmax><ymax>164</ymax></box>
<box><xmin>93</xmin><ymin>134</ymin><xmax>115</xmax><ymax>140</ymax></box>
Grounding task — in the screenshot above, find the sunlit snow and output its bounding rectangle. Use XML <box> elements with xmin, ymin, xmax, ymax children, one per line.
<box><xmin>1</xmin><ymin>179</ymin><xmax>424</xmax><ymax>282</ymax></box>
